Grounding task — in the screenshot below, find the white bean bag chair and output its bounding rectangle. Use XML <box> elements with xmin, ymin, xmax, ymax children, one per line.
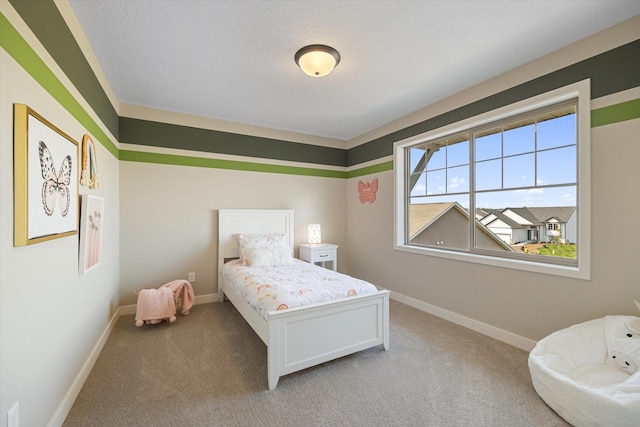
<box><xmin>528</xmin><ymin>315</ymin><xmax>640</xmax><ymax>426</ymax></box>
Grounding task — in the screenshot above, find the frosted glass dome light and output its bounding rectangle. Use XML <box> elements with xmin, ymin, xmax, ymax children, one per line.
<box><xmin>295</xmin><ymin>45</ymin><xmax>340</xmax><ymax>77</ymax></box>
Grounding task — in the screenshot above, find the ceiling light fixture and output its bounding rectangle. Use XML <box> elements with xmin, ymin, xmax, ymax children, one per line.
<box><xmin>294</xmin><ymin>44</ymin><xmax>340</xmax><ymax>78</ymax></box>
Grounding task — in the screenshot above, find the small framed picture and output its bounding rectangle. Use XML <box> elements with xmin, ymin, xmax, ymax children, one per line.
<box><xmin>79</xmin><ymin>194</ymin><xmax>105</xmax><ymax>275</ymax></box>
<box><xmin>14</xmin><ymin>104</ymin><xmax>79</xmax><ymax>246</ymax></box>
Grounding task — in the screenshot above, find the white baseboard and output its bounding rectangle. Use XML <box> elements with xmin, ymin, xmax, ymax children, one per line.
<box><xmin>48</xmin><ymin>305</ymin><xmax>122</xmax><ymax>427</ymax></box>
<box><xmin>119</xmin><ymin>293</ymin><xmax>218</xmax><ymax>316</ymax></box>
<box><xmin>119</xmin><ymin>303</ymin><xmax>137</xmax><ymax>316</ymax></box>
<box><xmin>50</xmin><ymin>293</ymin><xmax>220</xmax><ymax>427</ymax></box>
<box><xmin>389</xmin><ymin>291</ymin><xmax>536</xmax><ymax>352</ymax></box>
<box><xmin>194</xmin><ymin>293</ymin><xmax>217</xmax><ymax>305</ymax></box>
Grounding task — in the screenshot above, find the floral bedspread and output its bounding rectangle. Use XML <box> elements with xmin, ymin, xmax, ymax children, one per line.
<box><xmin>220</xmin><ymin>259</ymin><xmax>378</xmax><ymax>319</ymax></box>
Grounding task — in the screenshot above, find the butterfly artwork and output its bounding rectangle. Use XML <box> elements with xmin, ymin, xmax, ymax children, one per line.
<box><xmin>14</xmin><ymin>104</ymin><xmax>78</xmax><ymax>246</ymax></box>
<box><xmin>39</xmin><ymin>140</ymin><xmax>72</xmax><ymax>216</ymax></box>
<box><xmin>358</xmin><ymin>178</ymin><xmax>378</xmax><ymax>204</ymax></box>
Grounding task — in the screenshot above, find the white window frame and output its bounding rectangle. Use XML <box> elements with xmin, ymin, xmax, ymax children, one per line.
<box><xmin>394</xmin><ymin>80</ymin><xmax>591</xmax><ymax>280</ymax></box>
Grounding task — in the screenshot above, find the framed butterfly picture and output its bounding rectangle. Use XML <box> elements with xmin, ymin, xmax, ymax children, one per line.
<box><xmin>13</xmin><ymin>104</ymin><xmax>79</xmax><ymax>246</ymax></box>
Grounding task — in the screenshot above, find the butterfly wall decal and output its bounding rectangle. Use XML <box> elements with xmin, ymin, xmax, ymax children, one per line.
<box><xmin>358</xmin><ymin>178</ymin><xmax>378</xmax><ymax>204</ymax></box>
<box><xmin>39</xmin><ymin>140</ymin><xmax>72</xmax><ymax>216</ymax></box>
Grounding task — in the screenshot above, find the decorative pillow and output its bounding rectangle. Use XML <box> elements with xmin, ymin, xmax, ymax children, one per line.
<box><xmin>243</xmin><ymin>245</ymin><xmax>294</xmax><ymax>267</ymax></box>
<box><xmin>237</xmin><ymin>233</ymin><xmax>288</xmax><ymax>265</ymax></box>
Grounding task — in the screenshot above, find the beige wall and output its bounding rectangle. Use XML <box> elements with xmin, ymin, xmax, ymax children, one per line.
<box><xmin>119</xmin><ymin>161</ymin><xmax>348</xmax><ymax>305</ymax></box>
<box><xmin>348</xmin><ymin>111</ymin><xmax>640</xmax><ymax>343</ymax></box>
<box><xmin>0</xmin><ymin>46</ymin><xmax>120</xmax><ymax>427</ymax></box>
<box><xmin>346</xmin><ymin>22</ymin><xmax>640</xmax><ymax>346</ymax></box>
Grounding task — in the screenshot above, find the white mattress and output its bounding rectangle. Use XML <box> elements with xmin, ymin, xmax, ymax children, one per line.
<box><xmin>220</xmin><ymin>259</ymin><xmax>379</xmax><ymax>319</ymax></box>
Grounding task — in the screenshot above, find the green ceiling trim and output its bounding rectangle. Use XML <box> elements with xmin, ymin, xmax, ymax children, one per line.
<box><xmin>592</xmin><ymin>98</ymin><xmax>640</xmax><ymax>128</ymax></box>
<box><xmin>0</xmin><ymin>12</ymin><xmax>119</xmax><ymax>159</ymax></box>
<box><xmin>347</xmin><ymin>161</ymin><xmax>394</xmax><ymax>178</ymax></box>
<box><xmin>120</xmin><ymin>150</ymin><xmax>347</xmax><ymax>178</ymax></box>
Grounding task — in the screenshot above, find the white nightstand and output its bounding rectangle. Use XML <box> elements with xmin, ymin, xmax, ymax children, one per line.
<box><xmin>299</xmin><ymin>243</ymin><xmax>339</xmax><ymax>271</ymax></box>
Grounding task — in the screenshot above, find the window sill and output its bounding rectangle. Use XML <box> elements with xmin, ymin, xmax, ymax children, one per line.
<box><xmin>394</xmin><ymin>243</ymin><xmax>589</xmax><ymax>280</ymax></box>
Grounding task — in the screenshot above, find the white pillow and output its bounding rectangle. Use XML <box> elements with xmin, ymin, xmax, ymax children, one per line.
<box><xmin>243</xmin><ymin>245</ymin><xmax>294</xmax><ymax>267</ymax></box>
<box><xmin>237</xmin><ymin>233</ymin><xmax>288</xmax><ymax>265</ymax></box>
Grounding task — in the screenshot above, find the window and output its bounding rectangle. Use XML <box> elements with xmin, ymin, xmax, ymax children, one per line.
<box><xmin>394</xmin><ymin>81</ymin><xmax>590</xmax><ymax>279</ymax></box>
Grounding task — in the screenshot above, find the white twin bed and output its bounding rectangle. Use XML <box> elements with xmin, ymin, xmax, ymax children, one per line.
<box><xmin>217</xmin><ymin>209</ymin><xmax>390</xmax><ymax>390</ymax></box>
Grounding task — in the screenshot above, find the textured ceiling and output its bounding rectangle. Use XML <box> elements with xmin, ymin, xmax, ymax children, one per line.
<box><xmin>68</xmin><ymin>1</ymin><xmax>640</xmax><ymax>141</ymax></box>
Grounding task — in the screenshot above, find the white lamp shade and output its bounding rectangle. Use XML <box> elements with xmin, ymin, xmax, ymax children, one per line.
<box><xmin>295</xmin><ymin>45</ymin><xmax>340</xmax><ymax>78</ymax></box>
<box><xmin>308</xmin><ymin>224</ymin><xmax>322</xmax><ymax>244</ymax></box>
<box><xmin>298</xmin><ymin>51</ymin><xmax>335</xmax><ymax>77</ymax></box>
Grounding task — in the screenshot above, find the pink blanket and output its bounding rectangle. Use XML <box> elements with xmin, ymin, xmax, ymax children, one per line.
<box><xmin>135</xmin><ymin>279</ymin><xmax>195</xmax><ymax>326</ymax></box>
<box><xmin>161</xmin><ymin>279</ymin><xmax>195</xmax><ymax>315</ymax></box>
<box><xmin>135</xmin><ymin>287</ymin><xmax>176</xmax><ymax>326</ymax></box>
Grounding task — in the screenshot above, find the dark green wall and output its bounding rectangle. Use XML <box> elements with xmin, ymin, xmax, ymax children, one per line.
<box><xmin>9</xmin><ymin>0</ymin><xmax>119</xmax><ymax>138</ymax></box>
<box><xmin>120</xmin><ymin>118</ymin><xmax>347</xmax><ymax>167</ymax></box>
<box><xmin>347</xmin><ymin>40</ymin><xmax>640</xmax><ymax>166</ymax></box>
<box><xmin>10</xmin><ymin>1</ymin><xmax>640</xmax><ymax>170</ymax></box>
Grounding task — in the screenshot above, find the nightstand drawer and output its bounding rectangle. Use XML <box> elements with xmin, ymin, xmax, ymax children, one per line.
<box><xmin>299</xmin><ymin>243</ymin><xmax>339</xmax><ymax>271</ymax></box>
<box><xmin>313</xmin><ymin>250</ymin><xmax>335</xmax><ymax>262</ymax></box>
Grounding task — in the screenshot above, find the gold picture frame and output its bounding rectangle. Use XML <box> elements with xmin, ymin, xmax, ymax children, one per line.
<box><xmin>14</xmin><ymin>104</ymin><xmax>79</xmax><ymax>246</ymax></box>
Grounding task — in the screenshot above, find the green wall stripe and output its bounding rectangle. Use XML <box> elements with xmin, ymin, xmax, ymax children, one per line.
<box><xmin>120</xmin><ymin>117</ymin><xmax>347</xmax><ymax>167</ymax></box>
<box><xmin>119</xmin><ymin>94</ymin><xmax>638</xmax><ymax>178</ymax></box>
<box><xmin>4</xmin><ymin>3</ymin><xmax>639</xmax><ymax>179</ymax></box>
<box><xmin>347</xmin><ymin>161</ymin><xmax>394</xmax><ymax>179</ymax></box>
<box><xmin>592</xmin><ymin>98</ymin><xmax>640</xmax><ymax>127</ymax></box>
<box><xmin>9</xmin><ymin>0</ymin><xmax>119</xmax><ymax>138</ymax></box>
<box><xmin>120</xmin><ymin>148</ymin><xmax>391</xmax><ymax>179</ymax></box>
<box><xmin>120</xmin><ymin>150</ymin><xmax>347</xmax><ymax>178</ymax></box>
<box><xmin>0</xmin><ymin>12</ymin><xmax>119</xmax><ymax>159</ymax></box>
<box><xmin>347</xmin><ymin>39</ymin><xmax>640</xmax><ymax>167</ymax></box>
<box><xmin>342</xmin><ymin>100</ymin><xmax>640</xmax><ymax>178</ymax></box>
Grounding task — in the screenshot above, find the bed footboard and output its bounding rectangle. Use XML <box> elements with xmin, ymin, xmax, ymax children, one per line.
<box><xmin>266</xmin><ymin>290</ymin><xmax>390</xmax><ymax>390</ymax></box>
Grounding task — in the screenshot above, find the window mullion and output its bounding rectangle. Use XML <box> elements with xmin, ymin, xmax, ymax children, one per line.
<box><xmin>469</xmin><ymin>131</ymin><xmax>476</xmax><ymax>253</ymax></box>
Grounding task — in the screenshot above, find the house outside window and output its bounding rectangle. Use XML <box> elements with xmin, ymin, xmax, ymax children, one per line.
<box><xmin>394</xmin><ymin>81</ymin><xmax>591</xmax><ymax>279</ymax></box>
<box><xmin>547</xmin><ymin>222</ymin><xmax>560</xmax><ymax>240</ymax></box>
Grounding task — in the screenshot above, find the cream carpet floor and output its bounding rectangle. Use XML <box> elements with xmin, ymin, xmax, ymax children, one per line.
<box><xmin>63</xmin><ymin>300</ymin><xmax>568</xmax><ymax>426</ymax></box>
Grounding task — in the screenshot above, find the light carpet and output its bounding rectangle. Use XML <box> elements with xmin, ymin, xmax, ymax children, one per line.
<box><xmin>63</xmin><ymin>300</ymin><xmax>568</xmax><ymax>426</ymax></box>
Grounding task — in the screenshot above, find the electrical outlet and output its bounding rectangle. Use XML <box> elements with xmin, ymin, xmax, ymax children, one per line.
<box><xmin>8</xmin><ymin>401</ymin><xmax>19</xmax><ymax>427</ymax></box>
<box><xmin>188</xmin><ymin>272</ymin><xmax>195</xmax><ymax>282</ymax></box>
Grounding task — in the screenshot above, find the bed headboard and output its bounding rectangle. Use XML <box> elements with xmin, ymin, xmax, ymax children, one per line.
<box><xmin>218</xmin><ymin>209</ymin><xmax>294</xmax><ymax>265</ymax></box>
